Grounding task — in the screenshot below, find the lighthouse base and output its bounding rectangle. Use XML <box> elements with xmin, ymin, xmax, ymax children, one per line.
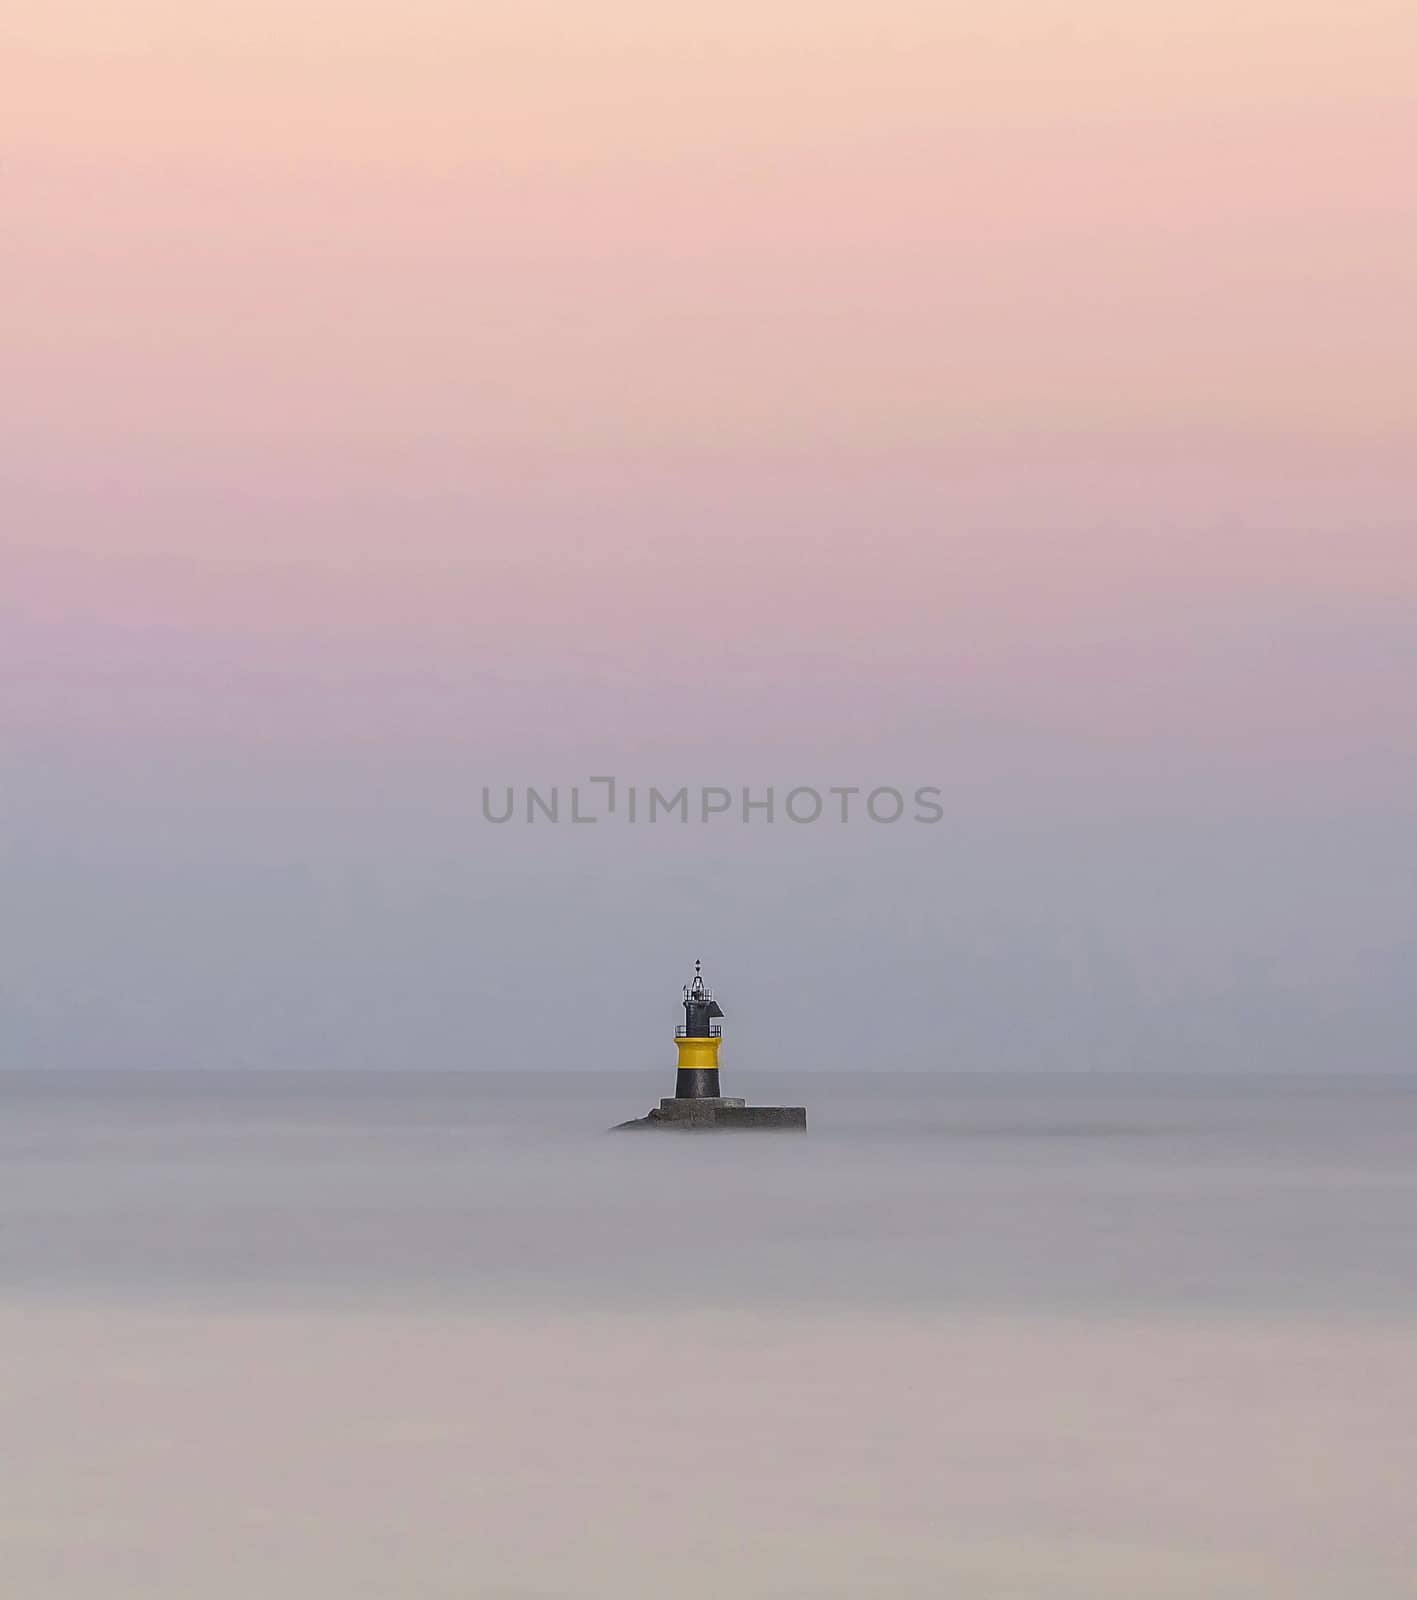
<box><xmin>613</xmin><ymin>1097</ymin><xmax>807</xmax><ymax>1132</ymax></box>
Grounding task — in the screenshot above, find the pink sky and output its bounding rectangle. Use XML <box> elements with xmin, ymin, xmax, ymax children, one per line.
<box><xmin>3</xmin><ymin>1</ymin><xmax>1414</xmax><ymax>777</ymax></box>
<box><xmin>3</xmin><ymin>4</ymin><xmax>1415</xmax><ymax>1077</ymax></box>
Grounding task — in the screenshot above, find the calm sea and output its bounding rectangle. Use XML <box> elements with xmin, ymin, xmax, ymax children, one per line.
<box><xmin>3</xmin><ymin>1071</ymin><xmax>1414</xmax><ymax>1597</ymax></box>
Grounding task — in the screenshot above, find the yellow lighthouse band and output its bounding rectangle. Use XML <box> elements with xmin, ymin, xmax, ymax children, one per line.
<box><xmin>674</xmin><ymin>1035</ymin><xmax>721</xmax><ymax>1075</ymax></box>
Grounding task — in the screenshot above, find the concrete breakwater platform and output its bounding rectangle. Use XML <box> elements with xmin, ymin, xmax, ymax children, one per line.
<box><xmin>614</xmin><ymin>1096</ymin><xmax>807</xmax><ymax>1133</ymax></box>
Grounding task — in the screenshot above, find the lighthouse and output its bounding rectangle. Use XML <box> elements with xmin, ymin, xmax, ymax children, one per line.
<box><xmin>613</xmin><ymin>961</ymin><xmax>807</xmax><ymax>1131</ymax></box>
<box><xmin>675</xmin><ymin>960</ymin><xmax>725</xmax><ymax>1098</ymax></box>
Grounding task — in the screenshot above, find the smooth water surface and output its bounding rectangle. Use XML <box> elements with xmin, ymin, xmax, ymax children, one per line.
<box><xmin>2</xmin><ymin>1071</ymin><xmax>1414</xmax><ymax>1597</ymax></box>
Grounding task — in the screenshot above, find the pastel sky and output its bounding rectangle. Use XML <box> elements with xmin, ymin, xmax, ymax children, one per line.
<box><xmin>3</xmin><ymin>1</ymin><xmax>1414</xmax><ymax>1071</ymax></box>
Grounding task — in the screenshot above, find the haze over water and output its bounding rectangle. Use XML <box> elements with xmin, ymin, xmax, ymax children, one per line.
<box><xmin>4</xmin><ymin>1069</ymin><xmax>1414</xmax><ymax>1598</ymax></box>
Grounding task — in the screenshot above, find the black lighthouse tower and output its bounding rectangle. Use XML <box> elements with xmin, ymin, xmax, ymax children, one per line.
<box><xmin>611</xmin><ymin>960</ymin><xmax>806</xmax><ymax>1131</ymax></box>
<box><xmin>675</xmin><ymin>960</ymin><xmax>724</xmax><ymax>1098</ymax></box>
